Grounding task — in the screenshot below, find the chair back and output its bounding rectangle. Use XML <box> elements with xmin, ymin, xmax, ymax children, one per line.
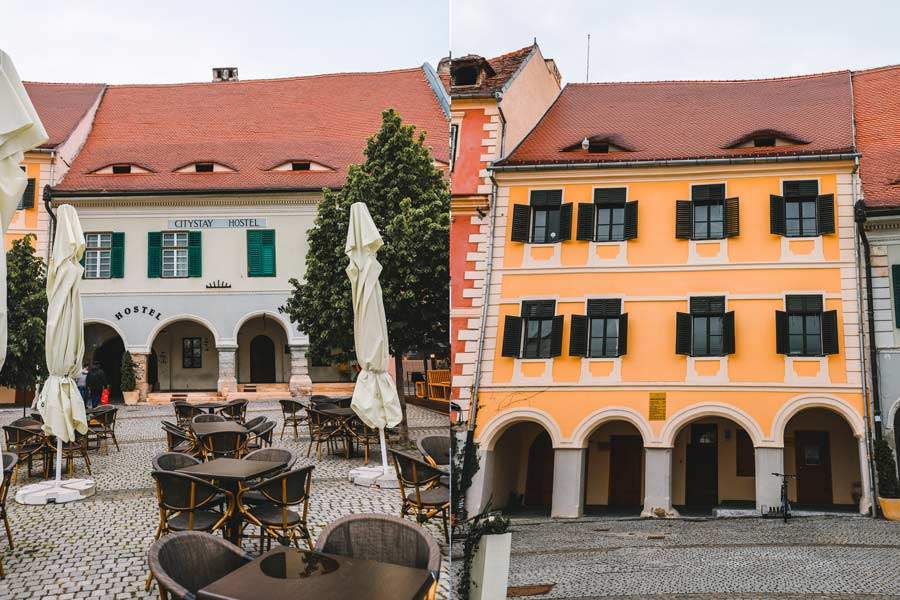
<box><xmin>250</xmin><ymin>421</ymin><xmax>276</xmax><ymax>448</ymax></box>
<box><xmin>174</xmin><ymin>403</ymin><xmax>203</xmax><ymax>425</ymax></box>
<box><xmin>201</xmin><ymin>431</ymin><xmax>248</xmax><ymax>459</ymax></box>
<box><xmin>417</xmin><ymin>435</ymin><xmax>451</xmax><ymax>467</ymax></box>
<box><xmin>9</xmin><ymin>417</ymin><xmax>41</xmax><ymax>428</ymax></box>
<box><xmin>1</xmin><ymin>452</ymin><xmax>18</xmax><ymax>506</ymax></box>
<box><xmin>279</xmin><ymin>398</ymin><xmax>304</xmax><ymax>416</ymax></box>
<box><xmin>151</xmin><ymin>470</ymin><xmax>225</xmax><ymax>513</ymax></box>
<box><xmin>243</xmin><ymin>416</ymin><xmax>266</xmax><ymax>430</ymax></box>
<box><xmin>245</xmin><ymin>448</ymin><xmax>295</xmax><ymax>471</ymax></box>
<box><xmin>332</xmin><ymin>396</ymin><xmax>352</xmax><ymax>409</ymax></box>
<box><xmin>248</xmin><ymin>465</ymin><xmax>314</xmax><ymax>508</ymax></box>
<box><xmin>92</xmin><ymin>406</ymin><xmax>118</xmax><ymax>429</ymax></box>
<box><xmin>192</xmin><ymin>414</ymin><xmax>226</xmax><ymax>424</ymax></box>
<box><xmin>153</xmin><ymin>452</ymin><xmax>200</xmax><ymax>472</ymax></box>
<box><xmin>315</xmin><ymin>512</ymin><xmax>441</xmax><ymax>578</ymax></box>
<box><xmin>3</xmin><ymin>425</ymin><xmax>44</xmax><ymax>452</ymax></box>
<box><xmin>162</xmin><ymin>424</ymin><xmax>193</xmax><ymax>453</ymax></box>
<box><xmin>220</xmin><ymin>399</ymin><xmax>248</xmax><ymax>421</ymax></box>
<box><xmin>390</xmin><ymin>449</ymin><xmax>441</xmax><ymax>489</ymax></box>
<box><xmin>148</xmin><ymin>531</ymin><xmax>250</xmax><ymax>599</ymax></box>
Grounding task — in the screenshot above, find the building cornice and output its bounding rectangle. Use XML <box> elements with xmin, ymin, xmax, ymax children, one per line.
<box><xmin>54</xmin><ymin>192</ymin><xmax>322</xmax><ymax>209</ymax></box>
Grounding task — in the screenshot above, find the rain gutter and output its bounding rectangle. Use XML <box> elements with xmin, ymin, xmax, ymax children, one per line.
<box><xmin>491</xmin><ymin>152</ymin><xmax>861</xmax><ymax>172</ymax></box>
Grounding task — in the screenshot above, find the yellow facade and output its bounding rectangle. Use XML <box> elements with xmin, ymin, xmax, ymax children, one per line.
<box><xmin>6</xmin><ymin>151</ymin><xmax>49</xmax><ymax>251</ymax></box>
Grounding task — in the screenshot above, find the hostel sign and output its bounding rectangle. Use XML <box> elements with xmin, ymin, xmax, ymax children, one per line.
<box><xmin>167</xmin><ymin>217</ymin><xmax>267</xmax><ymax>229</ymax></box>
<box><xmin>114</xmin><ymin>305</ymin><xmax>162</xmax><ymax>321</ymax></box>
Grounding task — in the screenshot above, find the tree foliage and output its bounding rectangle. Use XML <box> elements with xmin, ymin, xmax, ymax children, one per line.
<box><xmin>282</xmin><ymin>108</ymin><xmax>449</xmax><ymax>364</ymax></box>
<box><xmin>874</xmin><ymin>438</ymin><xmax>900</xmax><ymax>499</ymax></box>
<box><xmin>0</xmin><ymin>235</ymin><xmax>48</xmax><ymax>390</ymax></box>
<box><xmin>120</xmin><ymin>351</ymin><xmax>137</xmax><ymax>392</ymax></box>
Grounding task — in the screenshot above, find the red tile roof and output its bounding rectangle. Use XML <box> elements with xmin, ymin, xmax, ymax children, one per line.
<box><xmin>439</xmin><ymin>45</ymin><xmax>536</xmax><ymax>97</ymax></box>
<box><xmin>23</xmin><ymin>82</ymin><xmax>105</xmax><ymax>149</ymax></box>
<box><xmin>499</xmin><ymin>71</ymin><xmax>855</xmax><ymax>166</ymax></box>
<box><xmin>55</xmin><ymin>67</ymin><xmax>448</xmax><ymax>194</ymax></box>
<box><xmin>852</xmin><ymin>65</ymin><xmax>900</xmax><ymax>209</ymax></box>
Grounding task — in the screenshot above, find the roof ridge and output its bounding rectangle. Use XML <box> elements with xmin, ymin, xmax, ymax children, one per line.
<box><xmin>852</xmin><ymin>63</ymin><xmax>900</xmax><ymax>76</ymax></box>
<box><xmin>569</xmin><ymin>69</ymin><xmax>850</xmax><ymax>87</ymax></box>
<box><xmin>486</xmin><ymin>44</ymin><xmax>536</xmax><ymax>64</ymax></box>
<box><xmin>104</xmin><ymin>66</ymin><xmax>424</xmax><ymax>89</ymax></box>
<box><xmin>23</xmin><ymin>81</ymin><xmax>105</xmax><ymax>87</ymax></box>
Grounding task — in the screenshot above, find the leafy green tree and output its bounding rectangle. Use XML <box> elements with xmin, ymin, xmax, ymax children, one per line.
<box><xmin>282</xmin><ymin>109</ymin><xmax>449</xmax><ymax>439</ymax></box>
<box><xmin>120</xmin><ymin>351</ymin><xmax>137</xmax><ymax>392</ymax></box>
<box><xmin>0</xmin><ymin>235</ymin><xmax>48</xmax><ymax>397</ymax></box>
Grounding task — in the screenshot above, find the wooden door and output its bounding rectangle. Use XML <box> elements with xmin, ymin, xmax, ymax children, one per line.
<box><xmin>686</xmin><ymin>423</ymin><xmax>718</xmax><ymax>507</ymax></box>
<box><xmin>524</xmin><ymin>431</ymin><xmax>554</xmax><ymax>508</ymax></box>
<box><xmin>795</xmin><ymin>430</ymin><xmax>832</xmax><ymax>505</ymax></box>
<box><xmin>250</xmin><ymin>335</ymin><xmax>276</xmax><ymax>383</ymax></box>
<box><xmin>609</xmin><ymin>435</ymin><xmax>643</xmax><ymax>507</ymax></box>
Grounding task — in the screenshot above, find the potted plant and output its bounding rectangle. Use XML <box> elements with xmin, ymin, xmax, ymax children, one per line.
<box><xmin>120</xmin><ymin>351</ymin><xmax>139</xmax><ymax>405</ymax></box>
<box><xmin>874</xmin><ymin>438</ymin><xmax>900</xmax><ymax>520</ymax></box>
<box><xmin>462</xmin><ymin>509</ymin><xmax>512</xmax><ymax>600</ymax></box>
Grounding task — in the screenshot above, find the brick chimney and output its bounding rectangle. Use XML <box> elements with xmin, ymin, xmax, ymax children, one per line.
<box><xmin>212</xmin><ymin>67</ymin><xmax>238</xmax><ymax>82</ymax></box>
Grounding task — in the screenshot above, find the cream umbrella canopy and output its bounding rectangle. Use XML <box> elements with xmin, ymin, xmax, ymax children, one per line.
<box><xmin>0</xmin><ymin>49</ymin><xmax>48</xmax><ymax>372</ymax></box>
<box><xmin>346</xmin><ymin>202</ymin><xmax>402</xmax><ymax>476</ymax></box>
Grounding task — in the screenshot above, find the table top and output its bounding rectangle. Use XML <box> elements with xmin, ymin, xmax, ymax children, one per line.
<box><xmin>190</xmin><ymin>421</ymin><xmax>247</xmax><ymax>437</ymax></box>
<box><xmin>195</xmin><ymin>401</ymin><xmax>228</xmax><ymax>409</ymax></box>
<box><xmin>178</xmin><ymin>458</ymin><xmax>284</xmax><ymax>482</ymax></box>
<box><xmin>319</xmin><ymin>407</ymin><xmax>357</xmax><ymax>418</ymax></box>
<box><xmin>197</xmin><ymin>546</ymin><xmax>433</xmax><ymax>600</ymax></box>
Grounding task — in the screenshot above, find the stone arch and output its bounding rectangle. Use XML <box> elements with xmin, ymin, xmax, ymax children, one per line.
<box><xmin>477</xmin><ymin>408</ymin><xmax>564</xmax><ymax>451</ymax></box>
<box><xmin>661</xmin><ymin>403</ymin><xmax>765</xmax><ymax>448</ymax></box>
<box><xmin>232</xmin><ymin>310</ymin><xmax>290</xmax><ymax>342</ymax></box>
<box><xmin>770</xmin><ymin>395</ymin><xmax>865</xmax><ymax>446</ymax></box>
<box><xmin>147</xmin><ymin>314</ymin><xmax>221</xmax><ymax>348</ymax></box>
<box><xmin>84</xmin><ymin>318</ymin><xmax>128</xmax><ymax>346</ymax></box>
<box><xmin>571</xmin><ymin>407</ymin><xmax>653</xmax><ymax>448</ymax></box>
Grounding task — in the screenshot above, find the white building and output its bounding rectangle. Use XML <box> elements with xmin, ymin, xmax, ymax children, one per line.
<box><xmin>50</xmin><ymin>66</ymin><xmax>449</xmax><ymax>401</ymax></box>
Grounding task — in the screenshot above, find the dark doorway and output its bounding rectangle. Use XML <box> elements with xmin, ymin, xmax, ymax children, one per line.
<box><xmin>795</xmin><ymin>430</ymin><xmax>832</xmax><ymax>505</ymax></box>
<box><xmin>148</xmin><ymin>351</ymin><xmax>159</xmax><ymax>391</ymax></box>
<box><xmin>94</xmin><ymin>336</ymin><xmax>125</xmax><ymax>400</ymax></box>
<box><xmin>524</xmin><ymin>431</ymin><xmax>554</xmax><ymax>509</ymax></box>
<box><xmin>686</xmin><ymin>423</ymin><xmax>718</xmax><ymax>507</ymax></box>
<box><xmin>609</xmin><ymin>435</ymin><xmax>643</xmax><ymax>508</ymax></box>
<box><xmin>250</xmin><ymin>335</ymin><xmax>276</xmax><ymax>383</ymax></box>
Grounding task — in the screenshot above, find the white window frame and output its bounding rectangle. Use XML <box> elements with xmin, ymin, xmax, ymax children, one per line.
<box><xmin>84</xmin><ymin>233</ymin><xmax>112</xmax><ymax>279</ymax></box>
<box><xmin>162</xmin><ymin>232</ymin><xmax>189</xmax><ymax>278</ymax></box>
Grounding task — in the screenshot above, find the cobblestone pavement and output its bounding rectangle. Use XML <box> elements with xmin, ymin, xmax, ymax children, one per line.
<box><xmin>0</xmin><ymin>401</ymin><xmax>449</xmax><ymax>600</ymax></box>
<box><xmin>500</xmin><ymin>515</ymin><xmax>900</xmax><ymax>599</ymax></box>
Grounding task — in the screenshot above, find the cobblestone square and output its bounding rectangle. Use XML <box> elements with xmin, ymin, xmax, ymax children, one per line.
<box><xmin>0</xmin><ymin>401</ymin><xmax>449</xmax><ymax>599</ymax></box>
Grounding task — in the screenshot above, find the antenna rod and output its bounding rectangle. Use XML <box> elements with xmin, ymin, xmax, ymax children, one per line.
<box><xmin>586</xmin><ymin>33</ymin><xmax>591</xmax><ymax>82</ymax></box>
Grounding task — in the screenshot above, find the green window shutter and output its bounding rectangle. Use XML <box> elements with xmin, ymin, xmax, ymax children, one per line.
<box><xmin>816</xmin><ymin>194</ymin><xmax>835</xmax><ymax>235</ymax></box>
<box><xmin>623</xmin><ymin>201</ymin><xmax>639</xmax><ymax>240</ymax></box>
<box><xmin>111</xmin><ymin>232</ymin><xmax>125</xmax><ymax>278</ymax></box>
<box><xmin>188</xmin><ymin>231</ymin><xmax>202</xmax><ymax>278</ymax></box>
<box><xmin>260</xmin><ymin>229</ymin><xmax>276</xmax><ymax>276</ymax></box>
<box><xmin>248</xmin><ymin>229</ymin><xmax>276</xmax><ymax>277</ymax></box>
<box><xmin>147</xmin><ymin>232</ymin><xmax>161</xmax><ymax>278</ymax></box>
<box><xmin>557</xmin><ymin>203</ymin><xmax>573</xmax><ymax>241</ymax></box>
<box><xmin>247</xmin><ymin>229</ymin><xmax>261</xmax><ymax>276</ymax></box>
<box><xmin>822</xmin><ymin>310</ymin><xmax>839</xmax><ymax>355</ymax></box>
<box><xmin>893</xmin><ymin>265</ymin><xmax>900</xmax><ymax>328</ymax></box>
<box><xmin>617</xmin><ymin>313</ymin><xmax>629</xmax><ymax>356</ymax></box>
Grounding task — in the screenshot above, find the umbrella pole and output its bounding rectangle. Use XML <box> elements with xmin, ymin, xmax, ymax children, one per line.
<box><xmin>55</xmin><ymin>437</ymin><xmax>63</xmax><ymax>483</ymax></box>
<box><xmin>379</xmin><ymin>428</ymin><xmax>389</xmax><ymax>476</ymax></box>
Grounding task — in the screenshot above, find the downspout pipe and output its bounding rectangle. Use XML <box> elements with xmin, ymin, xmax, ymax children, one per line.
<box><xmin>855</xmin><ymin>198</ymin><xmax>883</xmax><ymax>443</ymax></box>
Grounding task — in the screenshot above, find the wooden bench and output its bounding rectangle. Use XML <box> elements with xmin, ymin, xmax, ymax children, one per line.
<box><xmin>426</xmin><ymin>370</ymin><xmax>451</xmax><ymax>402</ymax></box>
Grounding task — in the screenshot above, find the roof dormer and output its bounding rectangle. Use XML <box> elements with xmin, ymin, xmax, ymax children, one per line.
<box><xmin>723</xmin><ymin>129</ymin><xmax>810</xmax><ymax>149</ymax></box>
<box><xmin>90</xmin><ymin>163</ymin><xmax>152</xmax><ymax>175</ymax></box>
<box><xmin>449</xmin><ymin>55</ymin><xmax>495</xmax><ymax>88</ymax></box>
<box><xmin>173</xmin><ymin>161</ymin><xmax>237</xmax><ymax>173</ymax></box>
<box><xmin>562</xmin><ymin>135</ymin><xmax>633</xmax><ymax>154</ymax></box>
<box><xmin>268</xmin><ymin>160</ymin><xmax>334</xmax><ymax>172</ymax></box>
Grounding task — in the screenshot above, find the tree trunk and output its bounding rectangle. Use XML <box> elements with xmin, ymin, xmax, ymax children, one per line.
<box><xmin>394</xmin><ymin>353</ymin><xmax>409</xmax><ymax>442</ymax></box>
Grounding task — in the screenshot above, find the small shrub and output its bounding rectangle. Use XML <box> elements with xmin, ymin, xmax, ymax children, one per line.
<box><xmin>120</xmin><ymin>351</ymin><xmax>137</xmax><ymax>392</ymax></box>
<box><xmin>874</xmin><ymin>438</ymin><xmax>899</xmax><ymax>499</ymax></box>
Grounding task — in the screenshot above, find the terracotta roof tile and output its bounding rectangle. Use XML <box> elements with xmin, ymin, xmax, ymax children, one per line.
<box><xmin>852</xmin><ymin>65</ymin><xmax>900</xmax><ymax>209</ymax></box>
<box><xmin>500</xmin><ymin>71</ymin><xmax>855</xmax><ymax>166</ymax></box>
<box><xmin>55</xmin><ymin>68</ymin><xmax>448</xmax><ymax>193</ymax></box>
<box><xmin>23</xmin><ymin>82</ymin><xmax>105</xmax><ymax>149</ymax></box>
<box><xmin>440</xmin><ymin>45</ymin><xmax>535</xmax><ymax>97</ymax></box>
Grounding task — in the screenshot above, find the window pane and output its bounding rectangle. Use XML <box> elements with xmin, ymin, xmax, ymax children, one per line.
<box><xmin>786</xmin><ymin>201</ymin><xmax>800</xmax><ymax>219</ymax></box>
<box><xmin>695</xmin><ymin>205</ymin><xmax>708</xmax><ymax>221</ymax></box>
<box><xmin>806</xmin><ymin>332</ymin><xmax>822</xmax><ymax>355</ymax></box>
<box><xmin>788</xmin><ymin>315</ymin><xmax>804</xmax><ymax>336</ymax></box>
<box><xmin>534</xmin><ymin>210</ymin><xmax>547</xmax><ymax>227</ymax></box>
<box><xmin>786</xmin><ymin>218</ymin><xmax>800</xmax><ymax>237</ymax></box>
<box><xmin>709</xmin><ymin>204</ymin><xmax>723</xmax><ymax>221</ymax></box>
<box><xmin>802</xmin><ymin>217</ymin><xmax>817</xmax><ymax>236</ymax></box>
<box><xmin>789</xmin><ymin>334</ymin><xmax>803</xmax><ymax>354</ymax></box>
<box><xmin>611</xmin><ymin>207</ymin><xmax>624</xmax><ymax>225</ymax></box>
<box><xmin>604</xmin><ymin>335</ymin><xmax>618</xmax><ymax>357</ymax></box>
<box><xmin>547</xmin><ymin>209</ymin><xmax>560</xmax><ymax>241</ymax></box>
<box><xmin>709</xmin><ymin>334</ymin><xmax>722</xmax><ymax>356</ymax></box>
<box><xmin>539</xmin><ymin>319</ymin><xmax>553</xmax><ymax>357</ymax></box>
<box><xmin>801</xmin><ymin>201</ymin><xmax>816</xmax><ymax>218</ymax></box>
<box><xmin>805</xmin><ymin>315</ymin><xmax>820</xmax><ymax>335</ymax></box>
<box><xmin>611</xmin><ymin>224</ymin><xmax>624</xmax><ymax>240</ymax></box>
<box><xmin>605</xmin><ymin>319</ymin><xmax>618</xmax><ymax>338</ymax></box>
<box><xmin>598</xmin><ymin>208</ymin><xmax>611</xmax><ymax>225</ymax></box>
<box><xmin>709</xmin><ymin>221</ymin><xmax>723</xmax><ymax>237</ymax></box>
<box><xmin>693</xmin><ymin>316</ymin><xmax>707</xmax><ymax>354</ymax></box>
<box><xmin>694</xmin><ymin>222</ymin><xmax>708</xmax><ymax>239</ymax></box>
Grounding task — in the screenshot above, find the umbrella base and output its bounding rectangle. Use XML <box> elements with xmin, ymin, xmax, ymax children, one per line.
<box><xmin>15</xmin><ymin>478</ymin><xmax>96</xmax><ymax>505</ymax></box>
<box><xmin>349</xmin><ymin>466</ymin><xmax>399</xmax><ymax>489</ymax></box>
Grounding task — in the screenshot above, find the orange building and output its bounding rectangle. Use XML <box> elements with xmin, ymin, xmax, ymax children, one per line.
<box><xmin>465</xmin><ymin>72</ymin><xmax>872</xmax><ymax>518</ymax></box>
<box><xmin>441</xmin><ymin>43</ymin><xmax>560</xmax><ymax>409</ymax></box>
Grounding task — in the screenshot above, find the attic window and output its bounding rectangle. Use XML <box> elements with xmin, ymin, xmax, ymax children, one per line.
<box><xmin>291</xmin><ymin>162</ymin><xmax>310</xmax><ymax>171</ymax></box>
<box><xmin>753</xmin><ymin>137</ymin><xmax>776</xmax><ymax>147</ymax></box>
<box><xmin>452</xmin><ymin>65</ymin><xmax>479</xmax><ymax>86</ymax></box>
<box><xmin>112</xmin><ymin>165</ymin><xmax>132</xmax><ymax>174</ymax></box>
<box><xmin>588</xmin><ymin>142</ymin><xmax>609</xmax><ymax>153</ymax></box>
<box><xmin>195</xmin><ymin>163</ymin><xmax>214</xmax><ymax>173</ymax></box>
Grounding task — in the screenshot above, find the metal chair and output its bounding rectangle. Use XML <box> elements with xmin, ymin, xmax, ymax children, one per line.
<box><xmin>306</xmin><ymin>408</ymin><xmax>341</xmax><ymax>460</ymax></box>
<box><xmin>246</xmin><ymin>420</ymin><xmax>275</xmax><ymax>451</ymax></box>
<box><xmin>0</xmin><ymin>452</ymin><xmax>18</xmax><ymax>579</ymax></box>
<box><xmin>152</xmin><ymin>452</ymin><xmax>200</xmax><ymax>472</ymax></box>
<box><xmin>148</xmin><ymin>531</ymin><xmax>251</xmax><ymax>600</ymax></box>
<box><xmin>87</xmin><ymin>406</ymin><xmax>119</xmax><ymax>454</ymax></box>
<box><xmin>416</xmin><ymin>435</ymin><xmax>451</xmax><ymax>468</ymax></box>
<box><xmin>2</xmin><ymin>425</ymin><xmax>47</xmax><ymax>484</ymax></box>
<box><xmin>161</xmin><ymin>422</ymin><xmax>195</xmax><ymax>454</ymax></box>
<box><xmin>316</xmin><ymin>512</ymin><xmax>441</xmax><ymax>599</ymax></box>
<box><xmin>192</xmin><ymin>414</ymin><xmax>226</xmax><ymax>424</ymax></box>
<box><xmin>391</xmin><ymin>449</ymin><xmax>449</xmax><ymax>542</ymax></box>
<box><xmin>150</xmin><ymin>471</ymin><xmax>233</xmax><ymax>539</ymax></box>
<box><xmin>45</xmin><ymin>433</ymin><xmax>92</xmax><ymax>478</ymax></box>
<box><xmin>278</xmin><ymin>399</ymin><xmax>306</xmax><ymax>440</ymax></box>
<box><xmin>240</xmin><ymin>448</ymin><xmax>296</xmax><ymax>507</ymax></box>
<box><xmin>173</xmin><ymin>403</ymin><xmax>203</xmax><ymax>428</ymax></box>
<box><xmin>243</xmin><ymin>416</ymin><xmax>266</xmax><ymax>430</ymax></box>
<box><xmin>218</xmin><ymin>398</ymin><xmax>248</xmax><ymax>422</ymax></box>
<box><xmin>238</xmin><ymin>466</ymin><xmax>315</xmax><ymax>550</ymax></box>
<box><xmin>199</xmin><ymin>431</ymin><xmax>248</xmax><ymax>460</ymax></box>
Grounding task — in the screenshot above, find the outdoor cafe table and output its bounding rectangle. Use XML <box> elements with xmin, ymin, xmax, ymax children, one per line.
<box><xmin>318</xmin><ymin>406</ymin><xmax>363</xmax><ymax>459</ymax></box>
<box><xmin>177</xmin><ymin>457</ymin><xmax>284</xmax><ymax>543</ymax></box>
<box><xmin>194</xmin><ymin>401</ymin><xmax>229</xmax><ymax>414</ymax></box>
<box><xmin>189</xmin><ymin>421</ymin><xmax>247</xmax><ymax>437</ymax></box>
<box><xmin>197</xmin><ymin>545</ymin><xmax>434</xmax><ymax>600</ymax></box>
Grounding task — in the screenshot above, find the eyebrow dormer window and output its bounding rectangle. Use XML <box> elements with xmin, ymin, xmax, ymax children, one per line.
<box><xmin>588</xmin><ymin>142</ymin><xmax>609</xmax><ymax>153</ymax></box>
<box><xmin>112</xmin><ymin>165</ymin><xmax>132</xmax><ymax>174</ymax></box>
<box><xmin>291</xmin><ymin>162</ymin><xmax>311</xmax><ymax>171</ymax></box>
<box><xmin>194</xmin><ymin>163</ymin><xmax>214</xmax><ymax>173</ymax></box>
<box><xmin>753</xmin><ymin>137</ymin><xmax>776</xmax><ymax>147</ymax></box>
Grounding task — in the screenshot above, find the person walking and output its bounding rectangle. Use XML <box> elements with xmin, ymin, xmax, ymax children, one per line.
<box><xmin>76</xmin><ymin>364</ymin><xmax>89</xmax><ymax>406</ymax></box>
<box><xmin>85</xmin><ymin>363</ymin><xmax>107</xmax><ymax>409</ymax></box>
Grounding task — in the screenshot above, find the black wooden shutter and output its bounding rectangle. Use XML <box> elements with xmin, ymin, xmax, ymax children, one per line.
<box><xmin>775</xmin><ymin>310</ymin><xmax>788</xmax><ymax>354</ymax></box>
<box><xmin>675</xmin><ymin>312</ymin><xmax>692</xmax><ymax>355</ymax></box>
<box><xmin>569</xmin><ymin>314</ymin><xmax>588</xmax><ymax>356</ymax></box>
<box><xmin>501</xmin><ymin>315</ymin><xmax>523</xmax><ymax>358</ymax></box>
<box><xmin>893</xmin><ymin>264</ymin><xmax>900</xmax><ymax>328</ymax></box>
<box><xmin>576</xmin><ymin>203</ymin><xmax>595</xmax><ymax>241</ymax></box>
<box><xmin>822</xmin><ymin>310</ymin><xmax>839</xmax><ymax>355</ymax></box>
<box><xmin>724</xmin><ymin>197</ymin><xmax>740</xmax><ymax>238</ymax></box>
<box><xmin>20</xmin><ymin>178</ymin><xmax>35</xmax><ymax>209</ymax></box>
<box><xmin>550</xmin><ymin>315</ymin><xmax>564</xmax><ymax>357</ymax></box>
<box><xmin>587</xmin><ymin>298</ymin><xmax>622</xmax><ymax>317</ymax></box>
<box><xmin>770</xmin><ymin>195</ymin><xmax>786</xmax><ymax>235</ymax></box>
<box><xmin>617</xmin><ymin>313</ymin><xmax>628</xmax><ymax>356</ymax></box>
<box><xmin>816</xmin><ymin>194</ymin><xmax>835</xmax><ymax>235</ymax></box>
<box><xmin>723</xmin><ymin>311</ymin><xmax>735</xmax><ymax>355</ymax></box>
<box><xmin>510</xmin><ymin>204</ymin><xmax>531</xmax><ymax>242</ymax></box>
<box><xmin>558</xmin><ymin>203</ymin><xmax>573</xmax><ymax>241</ymax></box>
<box><xmin>624</xmin><ymin>201</ymin><xmax>639</xmax><ymax>240</ymax></box>
<box><xmin>675</xmin><ymin>200</ymin><xmax>693</xmax><ymax>239</ymax></box>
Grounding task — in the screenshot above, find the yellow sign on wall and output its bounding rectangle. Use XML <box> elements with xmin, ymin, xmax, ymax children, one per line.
<box><xmin>649</xmin><ymin>392</ymin><xmax>666</xmax><ymax>421</ymax></box>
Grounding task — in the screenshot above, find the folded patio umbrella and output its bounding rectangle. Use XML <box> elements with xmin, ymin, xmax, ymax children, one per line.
<box><xmin>346</xmin><ymin>202</ymin><xmax>402</xmax><ymax>476</ymax></box>
<box><xmin>0</xmin><ymin>49</ymin><xmax>48</xmax><ymax>372</ymax></box>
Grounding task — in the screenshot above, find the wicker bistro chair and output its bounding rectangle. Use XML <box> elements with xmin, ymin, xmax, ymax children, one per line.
<box><xmin>243</xmin><ymin>416</ymin><xmax>266</xmax><ymax>430</ymax></box>
<box><xmin>148</xmin><ymin>531</ymin><xmax>252</xmax><ymax>600</ymax></box>
<box><xmin>198</xmin><ymin>431</ymin><xmax>248</xmax><ymax>461</ymax></box>
<box><xmin>153</xmin><ymin>452</ymin><xmax>201</xmax><ymax>472</ymax></box>
<box><xmin>45</xmin><ymin>433</ymin><xmax>92</xmax><ymax>478</ymax></box>
<box><xmin>246</xmin><ymin>420</ymin><xmax>275</xmax><ymax>452</ymax></box>
<box><xmin>306</xmin><ymin>408</ymin><xmax>342</xmax><ymax>460</ymax></box>
<box><xmin>150</xmin><ymin>471</ymin><xmax>234</xmax><ymax>539</ymax></box>
<box><xmin>239</xmin><ymin>448</ymin><xmax>295</xmax><ymax>507</ymax></box>
<box><xmin>390</xmin><ymin>449</ymin><xmax>450</xmax><ymax>543</ymax></box>
<box><xmin>417</xmin><ymin>435</ymin><xmax>451</xmax><ymax>468</ymax></box>
<box><xmin>238</xmin><ymin>466</ymin><xmax>315</xmax><ymax>550</ymax></box>
<box><xmin>218</xmin><ymin>399</ymin><xmax>248</xmax><ymax>422</ymax></box>
<box><xmin>87</xmin><ymin>406</ymin><xmax>119</xmax><ymax>454</ymax></box>
<box><xmin>0</xmin><ymin>454</ymin><xmax>15</xmax><ymax>580</ymax></box>
<box><xmin>192</xmin><ymin>413</ymin><xmax>226</xmax><ymax>424</ymax></box>
<box><xmin>161</xmin><ymin>422</ymin><xmax>195</xmax><ymax>455</ymax></box>
<box><xmin>315</xmin><ymin>512</ymin><xmax>441</xmax><ymax>600</ymax></box>
<box><xmin>2</xmin><ymin>425</ymin><xmax>47</xmax><ymax>484</ymax></box>
<box><xmin>348</xmin><ymin>418</ymin><xmax>378</xmax><ymax>465</ymax></box>
<box><xmin>173</xmin><ymin>403</ymin><xmax>203</xmax><ymax>428</ymax></box>
<box><xmin>278</xmin><ymin>399</ymin><xmax>306</xmax><ymax>440</ymax></box>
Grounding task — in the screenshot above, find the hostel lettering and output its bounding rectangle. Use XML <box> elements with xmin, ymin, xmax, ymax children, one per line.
<box><xmin>114</xmin><ymin>306</ymin><xmax>162</xmax><ymax>321</ymax></box>
<box><xmin>168</xmin><ymin>217</ymin><xmax>267</xmax><ymax>229</ymax></box>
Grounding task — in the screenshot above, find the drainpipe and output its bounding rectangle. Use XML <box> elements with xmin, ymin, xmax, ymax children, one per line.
<box><xmin>494</xmin><ymin>92</ymin><xmax>508</xmax><ymax>158</ymax></box>
<box><xmin>855</xmin><ymin>197</ymin><xmax>883</xmax><ymax>442</ymax></box>
<box><xmin>45</xmin><ymin>150</ymin><xmax>56</xmax><ymax>261</ymax></box>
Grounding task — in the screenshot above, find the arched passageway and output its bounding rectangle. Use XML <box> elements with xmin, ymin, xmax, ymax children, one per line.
<box><xmin>490</xmin><ymin>422</ymin><xmax>555</xmax><ymax>515</ymax></box>
<box><xmin>84</xmin><ymin>323</ymin><xmax>125</xmax><ymax>400</ymax></box>
<box><xmin>150</xmin><ymin>320</ymin><xmax>218</xmax><ymax>391</ymax></box>
<box><xmin>583</xmin><ymin>420</ymin><xmax>644</xmax><ymax>515</ymax></box>
<box><xmin>237</xmin><ymin>315</ymin><xmax>289</xmax><ymax>385</ymax></box>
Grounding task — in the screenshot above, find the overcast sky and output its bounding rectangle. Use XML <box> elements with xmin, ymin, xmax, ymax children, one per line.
<box><xmin>451</xmin><ymin>0</ymin><xmax>900</xmax><ymax>84</ymax></box>
<box><xmin>2</xmin><ymin>0</ymin><xmax>448</xmax><ymax>84</ymax></box>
